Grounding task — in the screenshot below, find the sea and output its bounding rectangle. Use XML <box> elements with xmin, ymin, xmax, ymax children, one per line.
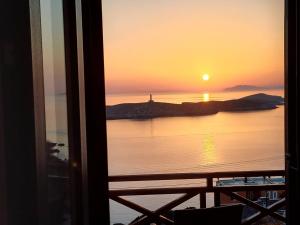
<box><xmin>45</xmin><ymin>89</ymin><xmax>285</xmax><ymax>225</ymax></box>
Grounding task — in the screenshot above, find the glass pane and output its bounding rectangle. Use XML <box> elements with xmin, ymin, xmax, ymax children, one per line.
<box><xmin>40</xmin><ymin>0</ymin><xmax>71</xmax><ymax>224</ymax></box>
<box><xmin>103</xmin><ymin>0</ymin><xmax>285</xmax><ymax>224</ymax></box>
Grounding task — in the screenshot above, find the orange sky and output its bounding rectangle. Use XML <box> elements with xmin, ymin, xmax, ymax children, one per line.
<box><xmin>102</xmin><ymin>0</ymin><xmax>284</xmax><ymax>94</ymax></box>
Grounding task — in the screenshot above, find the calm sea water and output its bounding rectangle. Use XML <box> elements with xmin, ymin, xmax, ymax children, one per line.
<box><xmin>106</xmin><ymin>90</ymin><xmax>284</xmax><ymax>224</ymax></box>
<box><xmin>106</xmin><ymin>90</ymin><xmax>284</xmax><ymax>175</ymax></box>
<box><xmin>45</xmin><ymin>90</ymin><xmax>284</xmax><ymax>225</ymax></box>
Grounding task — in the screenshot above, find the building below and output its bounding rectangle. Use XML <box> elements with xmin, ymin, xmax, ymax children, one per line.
<box><xmin>217</xmin><ymin>177</ymin><xmax>285</xmax><ymax>203</ymax></box>
<box><xmin>217</xmin><ymin>177</ymin><xmax>286</xmax><ymax>222</ymax></box>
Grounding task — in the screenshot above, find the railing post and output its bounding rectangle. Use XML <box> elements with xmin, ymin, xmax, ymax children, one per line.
<box><xmin>207</xmin><ymin>177</ymin><xmax>213</xmax><ymax>189</ymax></box>
<box><xmin>214</xmin><ymin>192</ymin><xmax>221</xmax><ymax>207</ymax></box>
<box><xmin>200</xmin><ymin>193</ymin><xmax>206</xmax><ymax>208</ymax></box>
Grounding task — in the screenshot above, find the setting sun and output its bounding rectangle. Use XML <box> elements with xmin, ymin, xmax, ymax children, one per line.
<box><xmin>202</xmin><ymin>74</ymin><xmax>210</xmax><ymax>81</ymax></box>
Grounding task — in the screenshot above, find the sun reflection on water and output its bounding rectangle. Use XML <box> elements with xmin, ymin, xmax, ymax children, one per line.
<box><xmin>203</xmin><ymin>93</ymin><xmax>210</xmax><ymax>102</ymax></box>
<box><xmin>201</xmin><ymin>134</ymin><xmax>217</xmax><ymax>166</ymax></box>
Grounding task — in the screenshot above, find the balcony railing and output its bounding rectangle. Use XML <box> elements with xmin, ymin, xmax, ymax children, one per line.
<box><xmin>109</xmin><ymin>170</ymin><xmax>286</xmax><ymax>225</ymax></box>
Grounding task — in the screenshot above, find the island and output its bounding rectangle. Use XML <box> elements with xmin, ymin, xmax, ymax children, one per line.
<box><xmin>106</xmin><ymin>93</ymin><xmax>284</xmax><ymax>120</ymax></box>
<box><xmin>224</xmin><ymin>85</ymin><xmax>284</xmax><ymax>92</ymax></box>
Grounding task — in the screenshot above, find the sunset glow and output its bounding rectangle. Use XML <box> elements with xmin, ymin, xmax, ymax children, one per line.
<box><xmin>202</xmin><ymin>74</ymin><xmax>210</xmax><ymax>81</ymax></box>
<box><xmin>102</xmin><ymin>0</ymin><xmax>284</xmax><ymax>94</ymax></box>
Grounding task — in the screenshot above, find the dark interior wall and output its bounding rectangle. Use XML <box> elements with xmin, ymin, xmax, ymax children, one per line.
<box><xmin>0</xmin><ymin>1</ymin><xmax>38</xmax><ymax>225</ymax></box>
<box><xmin>0</xmin><ymin>44</ymin><xmax>8</xmax><ymax>225</ymax></box>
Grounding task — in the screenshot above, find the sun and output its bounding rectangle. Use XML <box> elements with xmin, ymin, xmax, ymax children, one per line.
<box><xmin>202</xmin><ymin>74</ymin><xmax>210</xmax><ymax>81</ymax></box>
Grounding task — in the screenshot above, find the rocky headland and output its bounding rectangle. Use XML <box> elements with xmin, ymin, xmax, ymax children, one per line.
<box><xmin>106</xmin><ymin>93</ymin><xmax>284</xmax><ymax>120</ymax></box>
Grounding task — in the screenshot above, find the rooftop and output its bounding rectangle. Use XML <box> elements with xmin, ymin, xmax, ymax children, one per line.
<box><xmin>217</xmin><ymin>177</ymin><xmax>285</xmax><ymax>187</ymax></box>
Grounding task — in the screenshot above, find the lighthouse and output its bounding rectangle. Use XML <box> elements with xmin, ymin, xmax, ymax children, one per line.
<box><xmin>149</xmin><ymin>93</ymin><xmax>154</xmax><ymax>103</ymax></box>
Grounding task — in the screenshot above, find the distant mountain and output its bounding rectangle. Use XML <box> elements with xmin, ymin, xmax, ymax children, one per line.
<box><xmin>240</xmin><ymin>93</ymin><xmax>284</xmax><ymax>105</ymax></box>
<box><xmin>224</xmin><ymin>85</ymin><xmax>283</xmax><ymax>92</ymax></box>
<box><xmin>106</xmin><ymin>93</ymin><xmax>284</xmax><ymax>120</ymax></box>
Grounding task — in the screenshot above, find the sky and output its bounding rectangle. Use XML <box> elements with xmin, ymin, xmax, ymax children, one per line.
<box><xmin>102</xmin><ymin>0</ymin><xmax>284</xmax><ymax>94</ymax></box>
<box><xmin>41</xmin><ymin>0</ymin><xmax>66</xmax><ymax>95</ymax></box>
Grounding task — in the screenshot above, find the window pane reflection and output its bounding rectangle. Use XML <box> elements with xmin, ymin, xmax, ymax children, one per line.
<box><xmin>40</xmin><ymin>0</ymin><xmax>71</xmax><ymax>224</ymax></box>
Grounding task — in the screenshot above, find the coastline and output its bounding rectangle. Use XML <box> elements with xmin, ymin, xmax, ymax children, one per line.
<box><xmin>106</xmin><ymin>93</ymin><xmax>284</xmax><ymax>120</ymax></box>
